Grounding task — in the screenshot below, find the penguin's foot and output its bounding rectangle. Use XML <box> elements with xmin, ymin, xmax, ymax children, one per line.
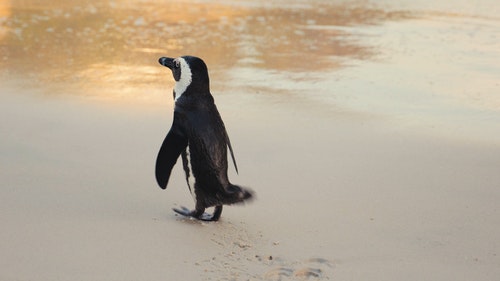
<box><xmin>173</xmin><ymin>205</ymin><xmax>223</xmax><ymax>222</ymax></box>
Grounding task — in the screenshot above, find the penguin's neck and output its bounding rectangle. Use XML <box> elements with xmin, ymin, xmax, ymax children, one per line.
<box><xmin>174</xmin><ymin>82</ymin><xmax>190</xmax><ymax>101</ymax></box>
<box><xmin>174</xmin><ymin>83</ymin><xmax>210</xmax><ymax>101</ymax></box>
<box><xmin>174</xmin><ymin>90</ymin><xmax>214</xmax><ymax>107</ymax></box>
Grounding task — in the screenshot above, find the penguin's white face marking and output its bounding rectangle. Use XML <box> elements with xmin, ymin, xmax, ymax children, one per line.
<box><xmin>173</xmin><ymin>57</ymin><xmax>192</xmax><ymax>101</ymax></box>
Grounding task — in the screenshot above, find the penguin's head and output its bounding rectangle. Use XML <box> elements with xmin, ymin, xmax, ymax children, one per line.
<box><xmin>158</xmin><ymin>55</ymin><xmax>210</xmax><ymax>100</ymax></box>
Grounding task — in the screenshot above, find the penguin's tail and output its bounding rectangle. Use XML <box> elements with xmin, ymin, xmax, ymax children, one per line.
<box><xmin>221</xmin><ymin>184</ymin><xmax>254</xmax><ymax>205</ymax></box>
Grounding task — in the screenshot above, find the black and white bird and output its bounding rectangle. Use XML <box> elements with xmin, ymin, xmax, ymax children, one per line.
<box><xmin>155</xmin><ymin>55</ymin><xmax>253</xmax><ymax>221</ymax></box>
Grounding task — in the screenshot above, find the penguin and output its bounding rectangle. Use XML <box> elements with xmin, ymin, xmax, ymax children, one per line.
<box><xmin>155</xmin><ymin>55</ymin><xmax>253</xmax><ymax>221</ymax></box>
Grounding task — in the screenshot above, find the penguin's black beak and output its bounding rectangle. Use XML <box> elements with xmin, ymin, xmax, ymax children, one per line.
<box><xmin>159</xmin><ymin>57</ymin><xmax>174</xmax><ymax>69</ymax></box>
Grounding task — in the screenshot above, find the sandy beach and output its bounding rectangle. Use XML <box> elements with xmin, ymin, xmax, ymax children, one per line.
<box><xmin>1</xmin><ymin>0</ymin><xmax>500</xmax><ymax>280</ymax></box>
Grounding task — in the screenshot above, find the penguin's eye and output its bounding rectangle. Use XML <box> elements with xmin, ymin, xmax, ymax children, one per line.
<box><xmin>174</xmin><ymin>60</ymin><xmax>180</xmax><ymax>68</ymax></box>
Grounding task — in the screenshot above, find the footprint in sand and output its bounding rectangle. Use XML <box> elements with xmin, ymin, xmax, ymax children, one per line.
<box><xmin>192</xmin><ymin>221</ymin><xmax>334</xmax><ymax>281</ymax></box>
<box><xmin>264</xmin><ymin>267</ymin><xmax>294</xmax><ymax>280</ymax></box>
<box><xmin>264</xmin><ymin>257</ymin><xmax>334</xmax><ymax>280</ymax></box>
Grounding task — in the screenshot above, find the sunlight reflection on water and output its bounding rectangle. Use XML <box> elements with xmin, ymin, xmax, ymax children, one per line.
<box><xmin>0</xmin><ymin>0</ymin><xmax>412</xmax><ymax>97</ymax></box>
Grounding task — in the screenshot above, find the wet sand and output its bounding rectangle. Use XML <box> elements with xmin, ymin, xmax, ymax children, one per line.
<box><xmin>1</xmin><ymin>1</ymin><xmax>500</xmax><ymax>280</ymax></box>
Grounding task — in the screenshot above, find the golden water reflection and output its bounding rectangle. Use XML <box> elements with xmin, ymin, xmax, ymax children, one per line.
<box><xmin>0</xmin><ymin>0</ymin><xmax>414</xmax><ymax>99</ymax></box>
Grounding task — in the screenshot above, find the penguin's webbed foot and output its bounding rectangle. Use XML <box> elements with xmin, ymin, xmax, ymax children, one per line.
<box><xmin>173</xmin><ymin>205</ymin><xmax>223</xmax><ymax>222</ymax></box>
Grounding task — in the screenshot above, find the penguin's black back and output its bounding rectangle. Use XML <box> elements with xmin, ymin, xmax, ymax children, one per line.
<box><xmin>176</xmin><ymin>95</ymin><xmax>231</xmax><ymax>189</ymax></box>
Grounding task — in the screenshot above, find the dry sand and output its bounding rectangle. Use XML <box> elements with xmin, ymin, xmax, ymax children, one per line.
<box><xmin>2</xmin><ymin>88</ymin><xmax>500</xmax><ymax>280</ymax></box>
<box><xmin>1</xmin><ymin>0</ymin><xmax>500</xmax><ymax>280</ymax></box>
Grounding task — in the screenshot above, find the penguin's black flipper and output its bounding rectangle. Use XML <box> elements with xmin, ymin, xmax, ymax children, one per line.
<box><xmin>155</xmin><ymin>126</ymin><xmax>188</xmax><ymax>189</ymax></box>
<box><xmin>213</xmin><ymin>106</ymin><xmax>238</xmax><ymax>174</ymax></box>
<box><xmin>226</xmin><ymin>137</ymin><xmax>239</xmax><ymax>174</ymax></box>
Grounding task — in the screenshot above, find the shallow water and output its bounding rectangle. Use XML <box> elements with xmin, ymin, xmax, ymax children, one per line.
<box><xmin>1</xmin><ymin>0</ymin><xmax>499</xmax><ymax>140</ymax></box>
